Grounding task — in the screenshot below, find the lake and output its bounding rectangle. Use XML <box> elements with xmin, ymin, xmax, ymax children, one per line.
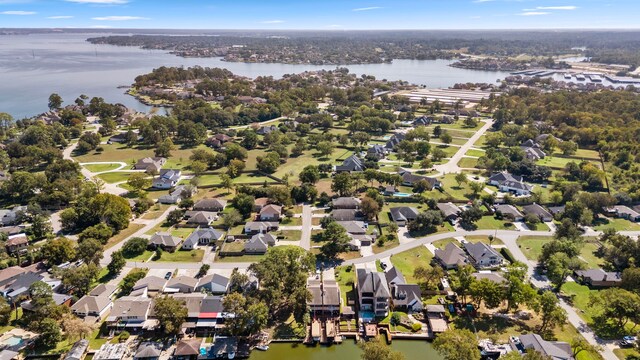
<box><xmin>249</xmin><ymin>340</ymin><xmax>443</xmax><ymax>360</ymax></box>
<box><xmin>0</xmin><ymin>33</ymin><xmax>510</xmax><ymax>118</ymax></box>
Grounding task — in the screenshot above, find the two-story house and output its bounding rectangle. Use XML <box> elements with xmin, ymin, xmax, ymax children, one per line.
<box><xmin>356</xmin><ymin>269</ymin><xmax>391</xmax><ymax>319</ymax></box>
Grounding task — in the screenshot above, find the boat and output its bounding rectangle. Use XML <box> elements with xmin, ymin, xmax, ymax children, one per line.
<box><xmin>255</xmin><ymin>345</ymin><xmax>269</xmax><ymax>351</ymax></box>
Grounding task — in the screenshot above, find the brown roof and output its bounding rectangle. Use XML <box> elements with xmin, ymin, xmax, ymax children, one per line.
<box><xmin>174</xmin><ymin>339</ymin><xmax>201</xmax><ymax>356</ymax></box>
<box><xmin>254</xmin><ymin>197</ymin><xmax>269</xmax><ymax>207</ymax></box>
<box><xmin>6</xmin><ymin>236</ymin><xmax>28</xmax><ymax>246</ymax></box>
<box><xmin>0</xmin><ymin>266</ymin><xmax>26</xmax><ymax>283</ymax></box>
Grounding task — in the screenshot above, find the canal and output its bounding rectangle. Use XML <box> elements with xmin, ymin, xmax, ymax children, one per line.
<box><xmin>249</xmin><ymin>340</ymin><xmax>443</xmax><ymax>360</ymax></box>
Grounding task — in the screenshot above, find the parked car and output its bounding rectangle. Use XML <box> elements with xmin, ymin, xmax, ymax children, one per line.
<box><xmin>164</xmin><ymin>271</ymin><xmax>172</xmax><ymax>280</ymax></box>
<box><xmin>619</xmin><ymin>340</ymin><xmax>635</xmax><ymax>348</ymax></box>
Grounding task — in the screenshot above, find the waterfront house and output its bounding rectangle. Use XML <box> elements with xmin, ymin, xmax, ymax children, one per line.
<box><xmin>132</xmin><ymin>276</ymin><xmax>168</xmax><ymax>296</ymax></box>
<box><xmin>426</xmin><ymin>305</ymin><xmax>448</xmax><ymax>333</ymax></box>
<box><xmin>173</xmin><ymin>339</ymin><xmax>201</xmax><ymax>360</ymax></box>
<box><xmin>332</xmin><ymin>197</ymin><xmax>362</xmax><ymax>209</ymax></box>
<box><xmin>89</xmin><ymin>284</ymin><xmax>118</xmax><ymax>298</ymax></box>
<box><xmin>245</xmin><ymin>233</ymin><xmax>277</xmax><ymax>254</ymax></box>
<box><xmin>244</xmin><ymin>221</ymin><xmax>279</xmax><ymax>234</ymax></box>
<box><xmin>307</xmin><ymin>278</ymin><xmax>341</xmax><ymax>316</ymax></box>
<box><xmin>71</xmin><ymin>295</ymin><xmax>112</xmax><ymax>321</ymax></box>
<box><xmin>522</xmin><ymin>203</ymin><xmax>553</xmax><ymax>222</ymax></box>
<box><xmin>574</xmin><ymin>269</ymin><xmax>622</xmax><ymax>288</ymax></box>
<box><xmin>494</xmin><ymin>204</ymin><xmax>525</xmax><ymax>222</ymax></box>
<box><xmin>389</xmin><ymin>207</ymin><xmax>419</xmax><ymax>226</ymax></box>
<box><xmin>488</xmin><ymin>172</ymin><xmax>532</xmax><ymax>196</ymax></box>
<box><xmin>434</xmin><ymin>243</ymin><xmax>469</xmax><ymax>270</ymax></box>
<box><xmin>384</xmin><ymin>267</ymin><xmax>423</xmax><ymax>313</ymax></box>
<box><xmin>93</xmin><ymin>343</ymin><xmax>127</xmax><ymax>360</ymax></box>
<box><xmin>64</xmin><ymin>340</ymin><xmax>89</xmax><ymax>360</ymax></box>
<box><xmin>463</xmin><ymin>242</ymin><xmax>505</xmax><ymax>269</ymax></box>
<box><xmin>134</xmin><ymin>342</ymin><xmax>162</xmax><ymax>360</ymax></box>
<box><xmin>510</xmin><ymin>334</ymin><xmax>573</xmax><ymax>360</ymax></box>
<box><xmin>5</xmin><ymin>235</ymin><xmax>28</xmax><ymax>255</ymax></box>
<box><xmin>193</xmin><ymin>198</ymin><xmax>227</xmax><ymax>212</ymax></box>
<box><xmin>149</xmin><ymin>232</ymin><xmax>182</xmax><ymax>252</ymax></box>
<box><xmin>152</xmin><ymin>169</ymin><xmax>181</xmax><ymax>189</ymax></box>
<box><xmin>356</xmin><ymin>268</ymin><xmax>391</xmax><ymax>318</ymax></box>
<box><xmin>437</xmin><ymin>202</ymin><xmax>461</xmax><ymax>222</ymax></box>
<box><xmin>259</xmin><ymin>204</ymin><xmax>282</xmax><ymax>221</ymax></box>
<box><xmin>335</xmin><ymin>155</ymin><xmax>365</xmax><ymax>173</ymax></box>
<box><xmin>133</xmin><ymin>157</ymin><xmax>166</xmax><ymax>172</ymax></box>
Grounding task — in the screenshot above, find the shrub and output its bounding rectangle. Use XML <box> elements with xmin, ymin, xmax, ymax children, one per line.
<box><xmin>118</xmin><ymin>330</ymin><xmax>130</xmax><ymax>342</ymax></box>
<box><xmin>411</xmin><ymin>322</ymin><xmax>422</xmax><ymax>332</ymax></box>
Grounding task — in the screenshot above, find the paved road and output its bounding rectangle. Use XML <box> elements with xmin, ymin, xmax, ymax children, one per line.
<box><xmin>300</xmin><ymin>204</ymin><xmax>313</xmax><ymax>250</ymax></box>
<box><xmin>125</xmin><ymin>261</ymin><xmax>251</xmax><ymax>270</ymax></box>
<box><xmin>434</xmin><ymin>119</ymin><xmax>494</xmax><ymax>175</ymax></box>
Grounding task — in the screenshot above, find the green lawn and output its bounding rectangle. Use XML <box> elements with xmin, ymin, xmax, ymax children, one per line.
<box><xmin>457</xmin><ymin>157</ymin><xmax>479</xmax><ymax>168</ymax></box>
<box><xmin>216</xmin><ymin>254</ymin><xmax>266</xmax><ymax>263</ymax></box>
<box><xmin>536</xmin><ymin>156</ymin><xmax>600</xmax><ymax>170</ymax></box>
<box><xmin>96</xmin><ymin>171</ymin><xmax>137</xmax><ymax>184</ymax></box>
<box><xmin>475</xmin><ymin>216</ymin><xmax>515</xmax><ymax>230</ymax></box>
<box><xmin>273</xmin><ymin>229</ymin><xmax>302</xmax><ymax>241</ymax></box>
<box><xmin>593</xmin><ymin>217</ymin><xmax>640</xmax><ymax>231</ymax></box>
<box><xmin>125</xmin><ymin>250</ymin><xmax>154</xmax><ymax>262</ymax></box>
<box><xmin>83</xmin><ymin>163</ymin><xmax>122</xmax><ymax>173</ymax></box>
<box><xmin>439</xmin><ymin>173</ymin><xmax>475</xmax><ymax>201</ymax></box>
<box><xmin>432</xmin><ymin>238</ymin><xmax>457</xmax><ymax>250</ymax></box>
<box><xmin>335</xmin><ymin>265</ymin><xmax>356</xmax><ymax>308</ymax></box>
<box><xmin>280</xmin><ymin>216</ymin><xmax>303</xmax><ymax>226</ymax></box>
<box><xmin>389</xmin><ymin>246</ymin><xmax>433</xmax><ymax>283</ymax></box>
<box><xmin>465</xmin><ymin>149</ymin><xmax>486</xmax><ymax>158</ymax></box>
<box><xmin>517</xmin><ymin>235</ymin><xmax>553</xmax><ymax>261</ymax></box>
<box><xmin>171</xmin><ymin>227</ymin><xmax>195</xmax><ymax>239</ymax></box>
<box><xmin>465</xmin><ymin>235</ymin><xmax>504</xmax><ymax>246</ymax></box>
<box><xmin>73</xmin><ymin>143</ymin><xmax>206</xmax><ymax>171</ymax></box>
<box><xmin>105</xmin><ymin>223</ymin><xmax>145</xmax><ymax>249</ymax></box>
<box><xmin>474</xmin><ymin>135</ymin><xmax>487</xmax><ymax>147</ymax></box>
<box><xmin>155</xmin><ymin>249</ymin><xmax>204</xmax><ymax>262</ymax></box>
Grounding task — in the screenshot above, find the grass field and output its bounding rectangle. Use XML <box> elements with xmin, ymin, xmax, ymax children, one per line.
<box><xmin>105</xmin><ymin>223</ymin><xmax>145</xmax><ymax>249</ymax></box>
<box><xmin>97</xmin><ymin>171</ymin><xmax>135</xmax><ymax>184</ymax></box>
<box><xmin>335</xmin><ymin>265</ymin><xmax>356</xmax><ymax>309</ymax></box>
<box><xmin>518</xmin><ymin>236</ymin><xmax>604</xmax><ymax>268</ymax></box>
<box><xmin>156</xmin><ymin>249</ymin><xmax>204</xmax><ymax>262</ymax></box>
<box><xmin>73</xmin><ymin>143</ymin><xmax>206</xmax><ymax>170</ymax></box>
<box><xmin>216</xmin><ymin>254</ymin><xmax>266</xmax><ymax>263</ymax></box>
<box><xmin>389</xmin><ymin>246</ymin><xmax>433</xmax><ymax>283</ymax></box>
<box><xmin>536</xmin><ymin>156</ymin><xmax>600</xmax><ymax>169</ymax></box>
<box><xmin>457</xmin><ymin>157</ymin><xmax>479</xmax><ymax>168</ymax></box>
<box><xmin>83</xmin><ymin>163</ymin><xmax>122</xmax><ymax>173</ymax></box>
<box><xmin>273</xmin><ymin>229</ymin><xmax>302</xmax><ymax>241</ymax></box>
<box><xmin>465</xmin><ymin>149</ymin><xmax>486</xmax><ymax>158</ymax></box>
<box><xmin>593</xmin><ymin>217</ymin><xmax>640</xmax><ymax>231</ymax></box>
<box><xmin>475</xmin><ymin>216</ymin><xmax>515</xmax><ymax>230</ymax></box>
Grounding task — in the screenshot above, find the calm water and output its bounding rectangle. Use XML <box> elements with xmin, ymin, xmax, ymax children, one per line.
<box><xmin>249</xmin><ymin>340</ymin><xmax>442</xmax><ymax>360</ymax></box>
<box><xmin>0</xmin><ymin>33</ymin><xmax>510</xmax><ymax>118</ymax></box>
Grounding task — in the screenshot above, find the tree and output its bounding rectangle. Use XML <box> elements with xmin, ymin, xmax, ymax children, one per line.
<box><xmin>37</xmin><ymin>318</ymin><xmax>62</xmax><ymax>348</ymax></box>
<box><xmin>166</xmin><ymin>209</ymin><xmax>185</xmax><ymax>225</ymax></box>
<box><xmin>414</xmin><ymin>265</ymin><xmax>444</xmax><ymax>291</ymax></box>
<box><xmin>48</xmin><ymin>93</ymin><xmax>63</xmax><ymax>110</ymax></box>
<box><xmin>433</xmin><ymin>328</ymin><xmax>481</xmax><ymax>360</ymax></box>
<box><xmin>534</xmin><ymin>291</ymin><xmax>567</xmax><ymax>334</ymax></box>
<box><xmin>360</xmin><ymin>337</ymin><xmax>405</xmax><ymax>360</ymax></box>
<box><xmin>220</xmin><ymin>173</ymin><xmax>233</xmax><ymax>194</ymax></box>
<box><xmin>589</xmin><ymin>287</ymin><xmax>640</xmax><ymax>330</ymax></box>
<box><xmin>122</xmin><ymin>237</ymin><xmax>148</xmax><ymax>258</ymax></box>
<box><xmin>559</xmin><ymin>140</ymin><xmax>578</xmax><ymax>156</ymax></box>
<box><xmin>459</xmin><ymin>206</ymin><xmax>483</xmax><ymax>230</ymax></box>
<box><xmin>546</xmin><ymin>252</ymin><xmax>584</xmax><ymax>291</ymax></box>
<box><xmin>360</xmin><ymin>196</ymin><xmax>380</xmax><ymax>221</ymax></box>
<box><xmin>571</xmin><ymin>336</ymin><xmax>602</xmax><ymax>359</ymax></box>
<box><xmin>299</xmin><ymin>165</ymin><xmax>320</xmax><ymax>184</ymax></box>
<box><xmin>120</xmin><ymin>268</ymin><xmax>148</xmax><ymax>296</ymax></box>
<box><xmin>0</xmin><ymin>297</ymin><xmax>11</xmax><ymax>326</ymax></box>
<box><xmin>407</xmin><ymin>210</ymin><xmax>443</xmax><ymax>234</ymax></box>
<box><xmin>79</xmin><ymin>223</ymin><xmax>114</xmax><ymax>244</ymax></box>
<box><xmin>469</xmin><ymin>182</ymin><xmax>484</xmax><ymax>198</ymax></box>
<box><xmin>223</xmin><ymin>293</ymin><xmax>269</xmax><ymax>336</ymax></box>
<box><xmin>153</xmin><ymin>296</ymin><xmax>188</xmax><ymax>335</ymax></box>
<box><xmin>450</xmin><ymin>265</ymin><xmax>476</xmax><ymax>304</ymax></box>
<box><xmin>77</xmin><ymin>238</ymin><xmax>103</xmax><ymax>265</ymax></box>
<box><xmin>320</xmin><ymin>222</ymin><xmax>351</xmax><ymax>259</ymax></box>
<box><xmin>222</xmin><ymin>209</ymin><xmax>242</xmax><ymax>229</ymax></box>
<box><xmin>256</xmin><ymin>152</ymin><xmax>281</xmax><ymax>173</ymax></box>
<box><xmin>331</xmin><ymin>172</ymin><xmax>354</xmax><ymax>197</ymax></box>
<box><xmin>232</xmin><ymin>193</ymin><xmax>255</xmax><ymax>218</ymax></box>
<box><xmin>317</xmin><ymin>141</ymin><xmax>335</xmax><ymax>158</ymax></box>
<box><xmin>190</xmin><ymin>160</ymin><xmax>207</xmax><ymax>177</ymax></box>
<box><xmin>127</xmin><ymin>173</ymin><xmax>151</xmax><ymax>193</ymax></box>
<box><xmin>155</xmin><ymin>137</ymin><xmax>175</xmax><ymax>158</ymax></box>
<box><xmin>196</xmin><ymin>264</ymin><xmax>210</xmax><ymax>278</ymax></box>
<box><xmin>469</xmin><ymin>277</ymin><xmax>504</xmax><ymax>309</ymax></box>
<box><xmin>61</xmin><ymin>314</ymin><xmax>95</xmax><ymax>341</ymax></box>
<box><xmin>107</xmin><ymin>250</ymin><xmax>126</xmax><ymax>275</ymax></box>
<box><xmin>440</xmin><ymin>131</ymin><xmax>453</xmax><ymax>146</ymax></box>
<box><xmin>61</xmin><ymin>264</ymin><xmax>100</xmax><ymax>297</ymax></box>
<box><xmin>41</xmin><ymin>237</ymin><xmax>76</xmax><ymax>265</ymax></box>
<box><xmin>454</xmin><ymin>173</ymin><xmax>467</xmax><ymax>187</ymax></box>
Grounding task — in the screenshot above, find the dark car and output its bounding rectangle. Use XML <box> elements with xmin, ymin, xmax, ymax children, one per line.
<box><xmin>164</xmin><ymin>271</ymin><xmax>172</xmax><ymax>280</ymax></box>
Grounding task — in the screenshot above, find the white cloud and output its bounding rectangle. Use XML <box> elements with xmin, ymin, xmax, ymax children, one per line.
<box><xmin>0</xmin><ymin>10</ymin><xmax>36</xmax><ymax>15</ymax></box>
<box><xmin>48</xmin><ymin>15</ymin><xmax>74</xmax><ymax>19</ymax></box>
<box><xmin>534</xmin><ymin>6</ymin><xmax>577</xmax><ymax>10</ymax></box>
<box><xmin>260</xmin><ymin>20</ymin><xmax>284</xmax><ymax>24</ymax></box>
<box><xmin>92</xmin><ymin>15</ymin><xmax>148</xmax><ymax>21</ymax></box>
<box><xmin>66</xmin><ymin>0</ymin><xmax>128</xmax><ymax>4</ymax></box>
<box><xmin>518</xmin><ymin>11</ymin><xmax>550</xmax><ymax>16</ymax></box>
<box><xmin>352</xmin><ymin>6</ymin><xmax>382</xmax><ymax>11</ymax></box>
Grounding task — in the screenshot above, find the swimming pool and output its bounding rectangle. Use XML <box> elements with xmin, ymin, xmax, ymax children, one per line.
<box><xmin>393</xmin><ymin>192</ymin><xmax>412</xmax><ymax>197</ymax></box>
<box><xmin>2</xmin><ymin>336</ymin><xmax>24</xmax><ymax>347</ymax></box>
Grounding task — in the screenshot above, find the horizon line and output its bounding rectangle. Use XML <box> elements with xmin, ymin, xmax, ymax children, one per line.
<box><xmin>2</xmin><ymin>27</ymin><xmax>640</xmax><ymax>32</ymax></box>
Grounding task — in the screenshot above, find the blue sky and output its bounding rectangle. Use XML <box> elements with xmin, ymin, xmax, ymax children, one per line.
<box><xmin>0</xmin><ymin>0</ymin><xmax>637</xmax><ymax>29</ymax></box>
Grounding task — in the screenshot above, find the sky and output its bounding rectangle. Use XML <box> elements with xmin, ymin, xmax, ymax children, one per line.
<box><xmin>0</xmin><ymin>0</ymin><xmax>637</xmax><ymax>30</ymax></box>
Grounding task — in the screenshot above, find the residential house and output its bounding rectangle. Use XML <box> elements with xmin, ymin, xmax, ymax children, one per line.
<box><xmin>331</xmin><ymin>209</ymin><xmax>361</xmax><ymax>222</ymax></box>
<box><xmin>307</xmin><ymin>278</ymin><xmax>341</xmax><ymax>316</ymax></box>
<box><xmin>134</xmin><ymin>342</ymin><xmax>162</xmax><ymax>360</ymax></box>
<box><xmin>335</xmin><ymin>155</ymin><xmax>364</xmax><ymax>173</ymax></box>
<box><xmin>337</xmin><ymin>221</ymin><xmax>367</xmax><ymax>235</ymax></box>
<box><xmin>0</xmin><ymin>350</ymin><xmax>18</xmax><ymax>360</ymax></box>
<box><xmin>106</xmin><ymin>296</ymin><xmax>154</xmax><ymax>332</ymax></box>
<box><xmin>535</xmin><ymin>134</ymin><xmax>562</xmax><ymax>144</ymax></box>
<box><xmin>384</xmin><ymin>133</ymin><xmax>407</xmax><ymax>151</ymax></box>
<box><xmin>173</xmin><ymin>339</ymin><xmax>201</xmax><ymax>360</ymax></box>
<box><xmin>0</xmin><ymin>271</ymin><xmax>60</xmax><ymax>301</ymax></box>
<box><xmin>0</xmin><ymin>206</ymin><xmax>26</xmax><ymax>226</ymax></box>
<box><xmin>510</xmin><ymin>334</ymin><xmax>573</xmax><ymax>360</ymax></box>
<box><xmin>574</xmin><ymin>269</ymin><xmax>622</xmax><ymax>288</ymax></box>
<box><xmin>426</xmin><ymin>304</ymin><xmax>448</xmax><ymax>333</ymax></box>
<box><xmin>22</xmin><ymin>292</ymin><xmax>71</xmax><ymax>313</ymax></box>
<box><xmin>196</xmin><ymin>274</ymin><xmax>230</xmax><ymax>295</ymax></box>
<box><xmin>64</xmin><ymin>340</ymin><xmax>89</xmax><ymax>360</ymax></box>
<box><xmin>152</xmin><ymin>169</ymin><xmax>181</xmax><ymax>189</ymax></box>
<box><xmin>520</xmin><ymin>139</ymin><xmax>546</xmax><ymax>161</ymax></box>
<box><xmin>434</xmin><ymin>243</ymin><xmax>469</xmax><ymax>270</ymax></box>
<box><xmin>93</xmin><ymin>343</ymin><xmax>127</xmax><ymax>360</ymax></box>
<box><xmin>0</xmin><ymin>266</ymin><xmax>26</xmax><ymax>289</ymax></box>
<box><xmin>89</xmin><ymin>284</ymin><xmax>118</xmax><ymax>298</ymax></box>
<box><xmin>548</xmin><ymin>205</ymin><xmax>565</xmax><ymax>216</ymax></box>
<box><xmin>332</xmin><ymin>197</ymin><xmax>361</xmax><ymax>209</ymax></box>
<box><xmin>488</xmin><ymin>172</ymin><xmax>533</xmax><ymax>196</ymax></box>
<box><xmin>348</xmin><ymin>234</ymin><xmax>374</xmax><ymax>250</ymax></box>
<box><xmin>413</xmin><ymin>115</ymin><xmax>433</xmax><ymax>126</ymax></box>
<box><xmin>253</xmin><ymin>197</ymin><xmax>269</xmax><ymax>212</ymax></box>
<box><xmin>259</xmin><ymin>204</ymin><xmax>282</xmax><ymax>221</ymax></box>
<box><xmin>165</xmin><ymin>276</ymin><xmax>198</xmax><ymax>293</ymax></box>
<box><xmin>0</xmin><ymin>226</ymin><xmax>24</xmax><ymax>236</ymax></box>
<box><xmin>400</xmin><ymin>171</ymin><xmax>441</xmax><ymax>189</ymax></box>
<box><xmin>244</xmin><ymin>221</ymin><xmax>278</xmax><ymax>234</ymax></box>
<box><xmin>437</xmin><ymin>202</ymin><xmax>461</xmax><ymax>222</ymax></box>
<box><xmin>185</xmin><ymin>211</ymin><xmax>217</xmax><ymax>226</ymax></box>
<box><xmin>522</xmin><ymin>203</ymin><xmax>553</xmax><ymax>222</ymax></box>
<box><xmin>158</xmin><ymin>185</ymin><xmax>194</xmax><ymax>205</ymax></box>
<box><xmin>494</xmin><ymin>204</ymin><xmax>525</xmax><ymax>222</ymax></box>
<box><xmin>356</xmin><ymin>269</ymin><xmax>391</xmax><ymax>318</ymax></box>
<box><xmin>367</xmin><ymin>144</ymin><xmax>386</xmax><ymax>160</ymax></box>
<box><xmin>132</xmin><ymin>276</ymin><xmax>167</xmax><ymax>296</ymax></box>
<box><xmin>256</xmin><ymin>125</ymin><xmax>278</xmax><ymax>135</ymax></box>
<box><xmin>245</xmin><ymin>233</ymin><xmax>277</xmax><ymax>254</ymax></box>
<box><xmin>5</xmin><ymin>235</ymin><xmax>28</xmax><ymax>255</ymax></box>
<box><xmin>193</xmin><ymin>198</ymin><xmax>227</xmax><ymax>212</ymax></box>
<box><xmin>71</xmin><ymin>295</ymin><xmax>113</xmax><ymax>321</ymax></box>
<box><xmin>389</xmin><ymin>207</ymin><xmax>419</xmax><ymax>226</ymax></box>
<box><xmin>183</xmin><ymin>228</ymin><xmax>224</xmax><ymax>250</ymax></box>
<box><xmin>605</xmin><ymin>205</ymin><xmax>640</xmax><ymax>222</ymax></box>
<box><xmin>472</xmin><ymin>272</ymin><xmax>507</xmax><ymax>284</ymax></box>
<box><xmin>206</xmin><ymin>134</ymin><xmax>233</xmax><ymax>149</ymax></box>
<box><xmin>390</xmin><ymin>283</ymin><xmax>423</xmax><ymax>313</ymax></box>
<box><xmin>383</xmin><ymin>185</ymin><xmax>398</xmax><ymax>196</ymax></box>
<box><xmin>133</xmin><ymin>157</ymin><xmax>166</xmax><ymax>172</ymax></box>
<box><xmin>463</xmin><ymin>242</ymin><xmax>505</xmax><ymax>269</ymax></box>
<box><xmin>149</xmin><ymin>232</ymin><xmax>182</xmax><ymax>252</ymax></box>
